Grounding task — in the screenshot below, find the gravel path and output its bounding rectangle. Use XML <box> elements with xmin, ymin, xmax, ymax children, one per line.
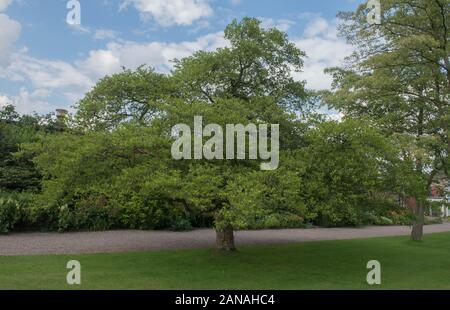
<box><xmin>1</xmin><ymin>223</ymin><xmax>450</xmax><ymax>256</ymax></box>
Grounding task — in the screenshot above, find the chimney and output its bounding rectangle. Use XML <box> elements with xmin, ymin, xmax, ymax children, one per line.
<box><xmin>56</xmin><ymin>109</ymin><xmax>68</xmax><ymax>119</ymax></box>
<box><xmin>55</xmin><ymin>109</ymin><xmax>69</xmax><ymax>131</ymax></box>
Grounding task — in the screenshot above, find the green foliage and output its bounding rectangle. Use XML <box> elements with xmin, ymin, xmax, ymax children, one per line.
<box><xmin>20</xmin><ymin>122</ymin><xmax>193</xmax><ymax>232</ymax></box>
<box><xmin>222</xmin><ymin>167</ymin><xmax>308</xmax><ymax>229</ymax></box>
<box><xmin>25</xmin><ymin>204</ymin><xmax>61</xmax><ymax>231</ymax></box>
<box><xmin>0</xmin><ymin>191</ymin><xmax>34</xmax><ymax>233</ymax></box>
<box><xmin>424</xmin><ymin>217</ymin><xmax>444</xmax><ymax>225</ymax></box>
<box><xmin>173</xmin><ymin>17</ymin><xmax>309</xmax><ymax>112</ymax></box>
<box><xmin>75</xmin><ymin>67</ymin><xmax>176</xmax><ymax>131</ymax></box>
<box><xmin>297</xmin><ymin>119</ymin><xmax>406</xmax><ymax>227</ymax></box>
<box><xmin>0</xmin><ymin>105</ymin><xmax>42</xmax><ymax>192</ymax></box>
<box><xmin>117</xmin><ymin>200</ymin><xmax>191</xmax><ymax>231</ymax></box>
<box><xmin>0</xmin><ymin>198</ymin><xmax>21</xmax><ymax>233</ymax></box>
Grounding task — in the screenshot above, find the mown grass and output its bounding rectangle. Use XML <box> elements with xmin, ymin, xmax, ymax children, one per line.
<box><xmin>1</xmin><ymin>232</ymin><xmax>449</xmax><ymax>290</ymax></box>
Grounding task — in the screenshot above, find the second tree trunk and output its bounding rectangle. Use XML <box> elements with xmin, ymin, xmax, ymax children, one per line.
<box><xmin>411</xmin><ymin>202</ymin><xmax>424</xmax><ymax>241</ymax></box>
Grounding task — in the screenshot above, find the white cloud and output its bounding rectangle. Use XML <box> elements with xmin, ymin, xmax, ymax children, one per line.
<box><xmin>0</xmin><ymin>15</ymin><xmax>351</xmax><ymax>115</ymax></box>
<box><xmin>293</xmin><ymin>17</ymin><xmax>354</xmax><ymax>90</ymax></box>
<box><xmin>259</xmin><ymin>17</ymin><xmax>295</xmax><ymax>32</ymax></box>
<box><xmin>121</xmin><ymin>0</ymin><xmax>213</xmax><ymax>26</ymax></box>
<box><xmin>78</xmin><ymin>31</ymin><xmax>227</xmax><ymax>79</ymax></box>
<box><xmin>93</xmin><ymin>29</ymin><xmax>119</xmax><ymax>41</ymax></box>
<box><xmin>0</xmin><ymin>0</ymin><xmax>12</xmax><ymax>12</ymax></box>
<box><xmin>0</xmin><ymin>93</ymin><xmax>11</xmax><ymax>108</ymax></box>
<box><xmin>30</xmin><ymin>88</ymin><xmax>52</xmax><ymax>98</ymax></box>
<box><xmin>69</xmin><ymin>24</ymin><xmax>91</xmax><ymax>34</ymax></box>
<box><xmin>0</xmin><ymin>13</ymin><xmax>21</xmax><ymax>67</ymax></box>
<box><xmin>0</xmin><ymin>88</ymin><xmax>53</xmax><ymax>114</ymax></box>
<box><xmin>6</xmin><ymin>54</ymin><xmax>93</xmax><ymax>90</ymax></box>
<box><xmin>0</xmin><ymin>52</ymin><xmax>94</xmax><ymax>113</ymax></box>
<box><xmin>1</xmin><ymin>31</ymin><xmax>227</xmax><ymax>114</ymax></box>
<box><xmin>78</xmin><ymin>49</ymin><xmax>121</xmax><ymax>80</ymax></box>
<box><xmin>303</xmin><ymin>17</ymin><xmax>333</xmax><ymax>39</ymax></box>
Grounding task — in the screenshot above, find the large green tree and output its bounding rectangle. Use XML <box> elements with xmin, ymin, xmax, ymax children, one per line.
<box><xmin>165</xmin><ymin>17</ymin><xmax>312</xmax><ymax>250</ymax></box>
<box><xmin>298</xmin><ymin>118</ymin><xmax>419</xmax><ymax>227</ymax></box>
<box><xmin>324</xmin><ymin>0</ymin><xmax>450</xmax><ymax>240</ymax></box>
<box><xmin>34</xmin><ymin>18</ymin><xmax>311</xmax><ymax>250</ymax></box>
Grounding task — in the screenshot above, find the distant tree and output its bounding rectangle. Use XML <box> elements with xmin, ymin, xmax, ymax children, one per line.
<box><xmin>324</xmin><ymin>0</ymin><xmax>450</xmax><ymax>240</ymax></box>
<box><xmin>298</xmin><ymin>118</ymin><xmax>420</xmax><ymax>226</ymax></box>
<box><xmin>0</xmin><ymin>105</ymin><xmax>42</xmax><ymax>192</ymax></box>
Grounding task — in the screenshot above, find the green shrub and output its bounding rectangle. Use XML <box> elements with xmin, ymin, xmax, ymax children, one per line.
<box><xmin>0</xmin><ymin>198</ymin><xmax>21</xmax><ymax>233</ymax></box>
<box><xmin>118</xmin><ymin>199</ymin><xmax>192</xmax><ymax>231</ymax></box>
<box><xmin>170</xmin><ymin>218</ymin><xmax>193</xmax><ymax>231</ymax></box>
<box><xmin>424</xmin><ymin>217</ymin><xmax>443</xmax><ymax>225</ymax></box>
<box><xmin>25</xmin><ymin>204</ymin><xmax>60</xmax><ymax>231</ymax></box>
<box><xmin>361</xmin><ymin>211</ymin><xmax>379</xmax><ymax>226</ymax></box>
<box><xmin>387</xmin><ymin>210</ymin><xmax>414</xmax><ymax>226</ymax></box>
<box><xmin>20</xmin><ymin>194</ymin><xmax>193</xmax><ymax>232</ymax></box>
<box><xmin>57</xmin><ymin>204</ymin><xmax>118</xmax><ymax>232</ymax></box>
<box><xmin>0</xmin><ymin>191</ymin><xmax>35</xmax><ymax>233</ymax></box>
<box><xmin>314</xmin><ymin>199</ymin><xmax>363</xmax><ymax>227</ymax></box>
<box><xmin>312</xmin><ymin>197</ymin><xmax>412</xmax><ymax>227</ymax></box>
<box><xmin>375</xmin><ymin>216</ymin><xmax>394</xmax><ymax>226</ymax></box>
<box><xmin>246</xmin><ymin>213</ymin><xmax>308</xmax><ymax>230</ymax></box>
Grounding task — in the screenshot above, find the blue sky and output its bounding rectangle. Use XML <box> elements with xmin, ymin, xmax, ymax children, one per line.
<box><xmin>0</xmin><ymin>0</ymin><xmax>364</xmax><ymax>115</ymax></box>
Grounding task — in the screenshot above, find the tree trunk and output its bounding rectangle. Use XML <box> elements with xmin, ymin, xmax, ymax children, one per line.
<box><xmin>215</xmin><ymin>225</ymin><xmax>236</xmax><ymax>251</ymax></box>
<box><xmin>411</xmin><ymin>202</ymin><xmax>424</xmax><ymax>242</ymax></box>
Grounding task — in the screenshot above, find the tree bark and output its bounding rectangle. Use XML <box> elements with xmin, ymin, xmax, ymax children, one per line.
<box><xmin>411</xmin><ymin>201</ymin><xmax>424</xmax><ymax>242</ymax></box>
<box><xmin>215</xmin><ymin>225</ymin><xmax>236</xmax><ymax>251</ymax></box>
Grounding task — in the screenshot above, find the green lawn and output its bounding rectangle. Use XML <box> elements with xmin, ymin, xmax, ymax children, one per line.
<box><xmin>1</xmin><ymin>232</ymin><xmax>450</xmax><ymax>290</ymax></box>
